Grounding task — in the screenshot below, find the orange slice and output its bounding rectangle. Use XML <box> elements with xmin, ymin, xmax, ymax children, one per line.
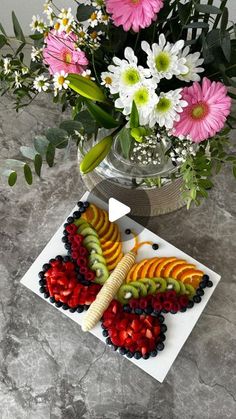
<box><xmin>81</xmin><ymin>204</ymin><xmax>99</xmax><ymax>226</ymax></box>
<box><xmin>94</xmin><ymin>207</ymin><xmax>105</xmax><ymax>232</ymax></box>
<box><xmin>148</xmin><ymin>258</ymin><xmax>166</xmax><ymax>278</ymax></box>
<box><xmin>107</xmin><ymin>253</ymin><xmax>123</xmax><ymax>272</ymax></box>
<box><xmin>171</xmin><ymin>263</ymin><xmax>195</xmax><ymax>280</ymax></box>
<box><xmin>104</xmin><ymin>243</ymin><xmax>122</xmax><ymax>264</ymax></box>
<box><xmin>162</xmin><ymin>259</ymin><xmax>186</xmax><ymax>278</ymax></box>
<box><xmin>103</xmin><ymin>241</ymin><xmax>121</xmax><ymax>257</ymax></box>
<box><xmin>179</xmin><ymin>269</ymin><xmax>204</xmax><ymax>288</ymax></box>
<box><xmin>140</xmin><ymin>258</ymin><xmax>157</xmax><ymax>278</ymax></box>
<box><xmin>98</xmin><ymin>210</ymin><xmax>109</xmax><ymax>236</ymax></box>
<box><xmin>155</xmin><ymin>257</ymin><xmax>177</xmax><ymax>277</ymax></box>
<box><xmin>126</xmin><ymin>264</ymin><xmax>138</xmax><ymax>282</ymax></box>
<box><xmin>131</xmin><ymin>259</ymin><xmax>149</xmax><ymax>281</ymax></box>
<box><xmin>101</xmin><ymin>224</ymin><xmax>119</xmax><ymax>245</ymax></box>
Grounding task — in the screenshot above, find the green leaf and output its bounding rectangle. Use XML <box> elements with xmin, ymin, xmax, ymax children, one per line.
<box><xmin>75</xmin><ymin>110</ymin><xmax>97</xmax><ymax>135</ymax></box>
<box><xmin>2</xmin><ymin>169</ymin><xmax>17</xmax><ymax>186</ymax></box>
<box><xmin>46</xmin><ymin>143</ymin><xmax>55</xmax><ymax>167</ymax></box>
<box><xmin>20</xmin><ymin>146</ymin><xmax>37</xmax><ymax>160</ymax></box>
<box><xmin>34</xmin><ymin>135</ymin><xmax>49</xmax><ymax>156</ymax></box>
<box><xmin>118</xmin><ymin>127</ymin><xmax>132</xmax><ymax>159</ymax></box>
<box><xmin>23</xmin><ymin>164</ymin><xmax>33</xmax><ymax>185</ymax></box>
<box><xmin>221</xmin><ymin>7</ymin><xmax>229</xmax><ymax>32</ymax></box>
<box><xmin>220</xmin><ymin>31</ymin><xmax>231</xmax><ymax>62</ymax></box>
<box><xmin>29</xmin><ymin>33</ymin><xmax>44</xmax><ymax>40</ymax></box>
<box><xmin>76</xmin><ymin>4</ymin><xmax>95</xmax><ymax>21</ymax></box>
<box><xmin>131</xmin><ymin>127</ymin><xmax>147</xmax><ymax>143</ymax></box>
<box><xmin>34</xmin><ymin>154</ymin><xmax>42</xmax><ymax>177</ymax></box>
<box><xmin>0</xmin><ymin>34</ymin><xmax>7</xmax><ymax>49</ymax></box>
<box><xmin>59</xmin><ymin>120</ymin><xmax>82</xmax><ymax>135</ymax></box>
<box><xmin>68</xmin><ymin>74</ymin><xmax>106</xmax><ymax>103</ymax></box>
<box><xmin>5</xmin><ymin>159</ymin><xmax>25</xmax><ymax>168</ymax></box>
<box><xmin>184</xmin><ymin>22</ymin><xmax>209</xmax><ymax>29</ymax></box>
<box><xmin>80</xmin><ymin>135</ymin><xmax>113</xmax><ymax>174</ymax></box>
<box><xmin>178</xmin><ymin>2</ymin><xmax>192</xmax><ymax>25</ymax></box>
<box><xmin>194</xmin><ymin>4</ymin><xmax>222</xmax><ymax>15</ymax></box>
<box><xmin>233</xmin><ymin>166</ymin><xmax>236</xmax><ymax>178</ymax></box>
<box><xmin>198</xmin><ymin>179</ymin><xmax>214</xmax><ymax>189</ymax></box>
<box><xmin>0</xmin><ymin>22</ymin><xmax>7</xmax><ymax>36</ymax></box>
<box><xmin>45</xmin><ymin>128</ymin><xmax>68</xmax><ymax>149</ymax></box>
<box><xmin>86</xmin><ymin>100</ymin><xmax>120</xmax><ymax>129</ymax></box>
<box><xmin>130</xmin><ymin>101</ymin><xmax>139</xmax><ymax>129</ymax></box>
<box><xmin>12</xmin><ymin>11</ymin><xmax>25</xmax><ymax>43</ymax></box>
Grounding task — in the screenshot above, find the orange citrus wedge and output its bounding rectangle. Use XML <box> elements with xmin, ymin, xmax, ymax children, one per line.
<box><xmin>103</xmin><ymin>241</ymin><xmax>121</xmax><ymax>257</ymax></box>
<box><xmin>101</xmin><ymin>224</ymin><xmax>119</xmax><ymax>245</ymax></box>
<box><xmin>171</xmin><ymin>263</ymin><xmax>195</xmax><ymax>279</ymax></box>
<box><xmin>155</xmin><ymin>257</ymin><xmax>177</xmax><ymax>277</ymax></box>
<box><xmin>107</xmin><ymin>253</ymin><xmax>123</xmax><ymax>272</ymax></box>
<box><xmin>140</xmin><ymin>258</ymin><xmax>158</xmax><ymax>278</ymax></box>
<box><xmin>81</xmin><ymin>204</ymin><xmax>99</xmax><ymax>226</ymax></box>
<box><xmin>162</xmin><ymin>259</ymin><xmax>186</xmax><ymax>277</ymax></box>
<box><xmin>98</xmin><ymin>210</ymin><xmax>109</xmax><ymax>236</ymax></box>
<box><xmin>131</xmin><ymin>259</ymin><xmax>149</xmax><ymax>281</ymax></box>
<box><xmin>126</xmin><ymin>264</ymin><xmax>138</xmax><ymax>282</ymax></box>
<box><xmin>95</xmin><ymin>207</ymin><xmax>105</xmax><ymax>232</ymax></box>
<box><xmin>179</xmin><ymin>269</ymin><xmax>204</xmax><ymax>288</ymax></box>
<box><xmin>148</xmin><ymin>258</ymin><xmax>166</xmax><ymax>278</ymax></box>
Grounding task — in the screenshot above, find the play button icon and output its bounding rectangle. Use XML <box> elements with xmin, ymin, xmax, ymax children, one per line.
<box><xmin>108</xmin><ymin>198</ymin><xmax>131</xmax><ymax>222</ymax></box>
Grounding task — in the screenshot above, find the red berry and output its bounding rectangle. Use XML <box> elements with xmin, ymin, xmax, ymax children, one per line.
<box><xmin>65</xmin><ymin>224</ymin><xmax>78</xmax><ymax>234</ymax></box>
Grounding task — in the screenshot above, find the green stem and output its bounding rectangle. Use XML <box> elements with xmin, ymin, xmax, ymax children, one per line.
<box><xmin>208</xmin><ymin>63</ymin><xmax>236</xmax><ymax>78</ymax></box>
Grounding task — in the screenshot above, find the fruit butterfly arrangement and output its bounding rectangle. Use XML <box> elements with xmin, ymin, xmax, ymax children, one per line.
<box><xmin>38</xmin><ymin>201</ymin><xmax>213</xmax><ymax>360</ymax></box>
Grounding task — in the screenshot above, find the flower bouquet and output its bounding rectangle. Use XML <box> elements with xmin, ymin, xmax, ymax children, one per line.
<box><xmin>0</xmin><ymin>0</ymin><xmax>236</xmax><ymax>208</ymax></box>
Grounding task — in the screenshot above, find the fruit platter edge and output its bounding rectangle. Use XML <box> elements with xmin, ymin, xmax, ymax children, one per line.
<box><xmin>20</xmin><ymin>191</ymin><xmax>221</xmax><ymax>383</ymax></box>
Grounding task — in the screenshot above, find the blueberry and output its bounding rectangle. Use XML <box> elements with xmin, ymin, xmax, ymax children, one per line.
<box><xmin>157</xmin><ymin>342</ymin><xmax>165</xmax><ymax>351</ymax></box>
<box><xmin>162</xmin><ymin>308</ymin><xmax>168</xmax><ymax>314</ymax></box>
<box><xmin>106</xmin><ymin>337</ymin><xmax>112</xmax><ymax>345</ymax></box>
<box><xmin>63</xmin><ymin>230</ymin><xmax>68</xmax><ymax>236</ymax></box>
<box><xmin>152</xmin><ymin>243</ymin><xmax>159</xmax><ymax>250</ymax></box>
<box><xmin>158</xmin><ymin>314</ymin><xmax>165</xmax><ymax>323</ymax></box>
<box><xmin>83</xmin><ymin>201</ymin><xmax>90</xmax><ymax>208</ymax></box>
<box><xmin>161</xmin><ymin>324</ymin><xmax>167</xmax><ymax>333</ymax></box>
<box><xmin>39</xmin><ymin>279</ymin><xmax>45</xmax><ymax>286</ymax></box>
<box><xmin>144</xmin><ymin>307</ymin><xmax>153</xmax><ymax>314</ymax></box>
<box><xmin>77</xmin><ymin>201</ymin><xmax>83</xmax><ymax>207</ymax></box>
<box><xmin>207</xmin><ymin>280</ymin><xmax>213</xmax><ymax>288</ymax></box>
<box><xmin>150</xmin><ymin>350</ymin><xmax>157</xmax><ymax>357</ymax></box>
<box><xmin>67</xmin><ymin>216</ymin><xmax>74</xmax><ymax>223</ymax></box>
<box><xmin>125</xmin><ymin>229</ymin><xmax>131</xmax><ymax>235</ymax></box>
<box><xmin>69</xmin><ymin>308</ymin><xmax>76</xmax><ymax>313</ymax></box>
<box><xmin>193</xmin><ymin>295</ymin><xmax>201</xmax><ymax>304</ymax></box>
<box><xmin>62</xmin><ymin>236</ymin><xmax>68</xmax><ymax>243</ymax></box>
<box><xmin>101</xmin><ymin>323</ymin><xmax>106</xmax><ymax>330</ymax></box>
<box><xmin>79</xmin><ymin>207</ymin><xmax>86</xmax><ymax>213</ymax></box>
<box><xmin>64</xmin><ymin>243</ymin><xmax>71</xmax><ymax>250</ymax></box>
<box><xmin>38</xmin><ymin>271</ymin><xmax>45</xmax><ymax>279</ymax></box>
<box><xmin>111</xmin><ymin>345</ymin><xmax>118</xmax><ymax>351</ymax></box>
<box><xmin>187</xmin><ymin>300</ymin><xmax>194</xmax><ymax>309</ymax></box>
<box><xmin>134</xmin><ymin>351</ymin><xmax>142</xmax><ymax>359</ymax></box>
<box><xmin>44</xmin><ymin>292</ymin><xmax>49</xmax><ymax>299</ymax></box>
<box><xmin>142</xmin><ymin>353</ymin><xmax>150</xmax><ymax>360</ymax></box>
<box><xmin>55</xmin><ymin>255</ymin><xmax>63</xmax><ymax>261</ymax></box>
<box><xmin>39</xmin><ymin>286</ymin><xmax>45</xmax><ymax>294</ymax></box>
<box><xmin>196</xmin><ymin>288</ymin><xmax>204</xmax><ymax>296</ymax></box>
<box><xmin>152</xmin><ymin>310</ymin><xmax>161</xmax><ymax>317</ymax></box>
<box><xmin>49</xmin><ymin>258</ymin><xmax>56</xmax><ymax>263</ymax></box>
<box><xmin>73</xmin><ymin>211</ymin><xmax>81</xmax><ymax>218</ymax></box>
<box><xmin>170</xmin><ymin>310</ymin><xmax>177</xmax><ymax>314</ymax></box>
<box><xmin>84</xmin><ymin>305</ymin><xmax>89</xmax><ymax>311</ymax></box>
<box><xmin>49</xmin><ymin>297</ymin><xmax>55</xmax><ymax>303</ymax></box>
<box><xmin>180</xmin><ymin>307</ymin><xmax>187</xmax><ymax>312</ymax></box>
<box><xmin>80</xmin><ymin>279</ymin><xmax>91</xmax><ymax>286</ymax></box>
<box><xmin>42</xmin><ymin>263</ymin><xmax>50</xmax><ymax>272</ymax></box>
<box><xmin>202</xmin><ymin>274</ymin><xmax>209</xmax><ymax>282</ymax></box>
<box><xmin>199</xmin><ymin>281</ymin><xmax>207</xmax><ymax>289</ymax></box>
<box><xmin>102</xmin><ymin>330</ymin><xmax>108</xmax><ymax>337</ymax></box>
<box><xmin>134</xmin><ymin>308</ymin><xmax>143</xmax><ymax>315</ymax></box>
<box><xmin>123</xmin><ymin>304</ymin><xmax>132</xmax><ymax>313</ymax></box>
<box><xmin>119</xmin><ymin>347</ymin><xmax>127</xmax><ymax>355</ymax></box>
<box><xmin>63</xmin><ymin>223</ymin><xmax>69</xmax><ymax>228</ymax></box>
<box><xmin>159</xmin><ymin>333</ymin><xmax>166</xmax><ymax>342</ymax></box>
<box><xmin>126</xmin><ymin>351</ymin><xmax>134</xmax><ymax>358</ymax></box>
<box><xmin>77</xmin><ymin>305</ymin><xmax>84</xmax><ymax>313</ymax></box>
<box><xmin>55</xmin><ymin>301</ymin><xmax>63</xmax><ymax>308</ymax></box>
<box><xmin>63</xmin><ymin>256</ymin><xmax>71</xmax><ymax>262</ymax></box>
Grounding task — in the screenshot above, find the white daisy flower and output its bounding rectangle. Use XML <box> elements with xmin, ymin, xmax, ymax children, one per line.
<box><xmin>81</xmin><ymin>69</ymin><xmax>95</xmax><ymax>81</ymax></box>
<box><xmin>177</xmin><ymin>46</ymin><xmax>204</xmax><ymax>82</ymax></box>
<box><xmin>21</xmin><ymin>66</ymin><xmax>29</xmax><ymax>75</ymax></box>
<box><xmin>30</xmin><ymin>15</ymin><xmax>46</xmax><ymax>33</ymax></box>
<box><xmin>31</xmin><ymin>46</ymin><xmax>42</xmax><ymax>62</ymax></box>
<box><xmin>3</xmin><ymin>58</ymin><xmax>11</xmax><ymax>75</ymax></box>
<box><xmin>43</xmin><ymin>2</ymin><xmax>54</xmax><ymax>26</ymax></box>
<box><xmin>33</xmin><ymin>75</ymin><xmax>50</xmax><ymax>92</ymax></box>
<box><xmin>107</xmin><ymin>47</ymin><xmax>152</xmax><ymax>95</ymax></box>
<box><xmin>14</xmin><ymin>71</ymin><xmax>22</xmax><ymax>89</ymax></box>
<box><xmin>141</xmin><ymin>34</ymin><xmax>188</xmax><ymax>83</ymax></box>
<box><xmin>101</xmin><ymin>72</ymin><xmax>114</xmax><ymax>88</ymax></box>
<box><xmin>115</xmin><ymin>80</ymin><xmax>159</xmax><ymax>126</ymax></box>
<box><xmin>148</xmin><ymin>89</ymin><xmax>188</xmax><ymax>129</ymax></box>
<box><xmin>89</xmin><ymin>30</ymin><xmax>103</xmax><ymax>48</ymax></box>
<box><xmin>57</xmin><ymin>8</ymin><xmax>74</xmax><ymax>32</ymax></box>
<box><xmin>92</xmin><ymin>0</ymin><xmax>105</xmax><ymax>9</ymax></box>
<box><xmin>53</xmin><ymin>70</ymin><xmax>69</xmax><ymax>91</ymax></box>
<box><xmin>88</xmin><ymin>10</ymin><xmax>103</xmax><ymax>27</ymax></box>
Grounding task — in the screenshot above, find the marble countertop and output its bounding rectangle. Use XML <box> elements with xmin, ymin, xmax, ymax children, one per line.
<box><xmin>0</xmin><ymin>95</ymin><xmax>236</xmax><ymax>419</ymax></box>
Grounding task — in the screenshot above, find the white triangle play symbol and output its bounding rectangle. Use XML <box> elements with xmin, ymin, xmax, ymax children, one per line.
<box><xmin>108</xmin><ymin>198</ymin><xmax>131</xmax><ymax>222</ymax></box>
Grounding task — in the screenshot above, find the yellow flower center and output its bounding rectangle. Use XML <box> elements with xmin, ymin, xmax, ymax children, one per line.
<box><xmin>191</xmin><ymin>102</ymin><xmax>209</xmax><ymax>120</ymax></box>
<box><xmin>105</xmin><ymin>76</ymin><xmax>112</xmax><ymax>85</ymax></box>
<box><xmin>63</xmin><ymin>51</ymin><xmax>72</xmax><ymax>64</ymax></box>
<box><xmin>90</xmin><ymin>31</ymin><xmax>98</xmax><ymax>40</ymax></box>
<box><xmin>58</xmin><ymin>76</ymin><xmax>65</xmax><ymax>85</ymax></box>
<box><xmin>62</xmin><ymin>18</ymin><xmax>69</xmax><ymax>26</ymax></box>
<box><xmin>91</xmin><ymin>12</ymin><xmax>97</xmax><ymax>21</ymax></box>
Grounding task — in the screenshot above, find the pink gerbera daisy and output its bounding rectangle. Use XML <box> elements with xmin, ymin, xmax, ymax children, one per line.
<box><xmin>43</xmin><ymin>30</ymin><xmax>88</xmax><ymax>75</ymax></box>
<box><xmin>106</xmin><ymin>0</ymin><xmax>164</xmax><ymax>32</ymax></box>
<box><xmin>173</xmin><ymin>78</ymin><xmax>232</xmax><ymax>143</ymax></box>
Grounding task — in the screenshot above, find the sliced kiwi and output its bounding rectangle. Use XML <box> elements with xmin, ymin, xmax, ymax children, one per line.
<box><xmin>129</xmin><ymin>281</ymin><xmax>148</xmax><ymax>297</ymax></box>
<box><xmin>74</xmin><ymin>218</ymin><xmax>87</xmax><ymax>227</ymax></box>
<box><xmin>86</xmin><ymin>242</ymin><xmax>103</xmax><ymax>255</ymax></box>
<box><xmin>83</xmin><ymin>235</ymin><xmax>100</xmax><ymax>247</ymax></box>
<box><xmin>117</xmin><ymin>284</ymin><xmax>139</xmax><ymax>304</ymax></box>
<box><xmin>77</xmin><ymin>222</ymin><xmax>90</xmax><ymax>233</ymax></box>
<box><xmin>184</xmin><ymin>284</ymin><xmax>196</xmax><ymax>300</ymax></box>
<box><xmin>152</xmin><ymin>277</ymin><xmax>167</xmax><ymax>293</ymax></box>
<box><xmin>166</xmin><ymin>278</ymin><xmax>181</xmax><ymax>293</ymax></box>
<box><xmin>179</xmin><ymin>281</ymin><xmax>186</xmax><ymax>295</ymax></box>
<box><xmin>139</xmin><ymin>278</ymin><xmax>156</xmax><ymax>295</ymax></box>
<box><xmin>89</xmin><ymin>253</ymin><xmax>106</xmax><ymax>268</ymax></box>
<box><xmin>79</xmin><ymin>226</ymin><xmax>98</xmax><ymax>238</ymax></box>
<box><xmin>93</xmin><ymin>262</ymin><xmax>109</xmax><ymax>285</ymax></box>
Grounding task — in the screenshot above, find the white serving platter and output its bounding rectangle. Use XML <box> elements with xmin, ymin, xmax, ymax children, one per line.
<box><xmin>21</xmin><ymin>191</ymin><xmax>221</xmax><ymax>382</ymax></box>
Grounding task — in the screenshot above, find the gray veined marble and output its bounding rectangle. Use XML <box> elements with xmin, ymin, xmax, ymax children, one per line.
<box><xmin>0</xmin><ymin>94</ymin><xmax>236</xmax><ymax>419</ymax></box>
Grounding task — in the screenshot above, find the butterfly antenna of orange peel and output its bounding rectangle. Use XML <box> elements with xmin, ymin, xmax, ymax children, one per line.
<box><xmin>129</xmin><ymin>230</ymin><xmax>155</xmax><ymax>255</ymax></box>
